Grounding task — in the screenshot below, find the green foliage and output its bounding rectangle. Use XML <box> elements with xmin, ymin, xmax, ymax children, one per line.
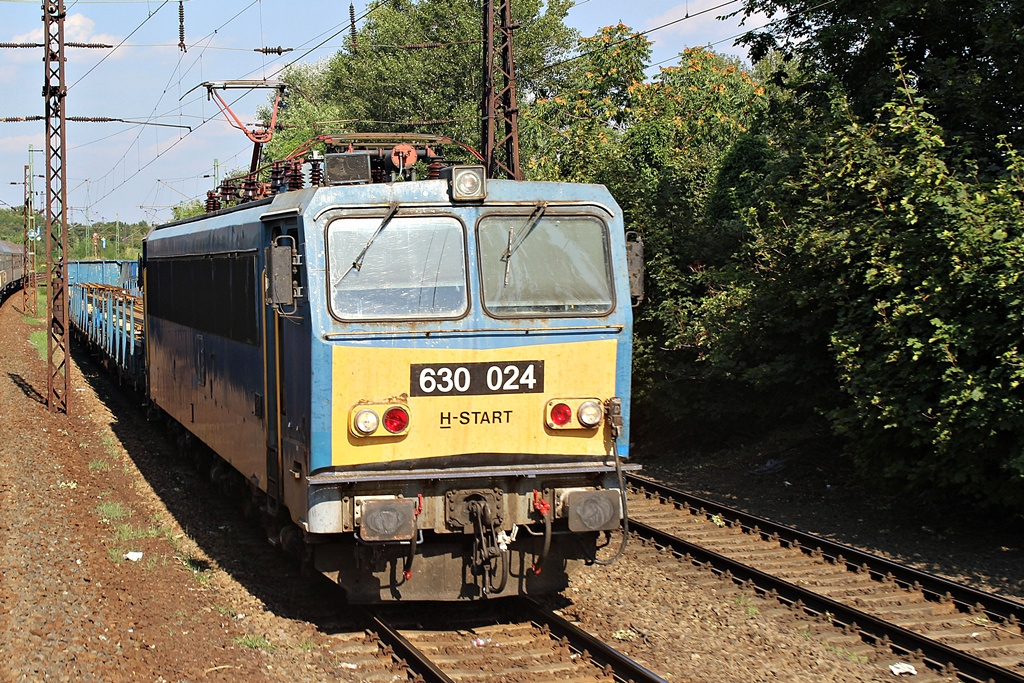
<box><xmin>700</xmin><ymin>71</ymin><xmax>1024</xmax><ymax>506</ymax></box>
<box><xmin>524</xmin><ymin>32</ymin><xmax>773</xmax><ymax>422</ymax></box>
<box><xmin>170</xmin><ymin>199</ymin><xmax>205</xmax><ymax>221</ymax></box>
<box><xmin>251</xmin><ymin>9</ymin><xmax>1024</xmax><ymax>508</ymax></box>
<box><xmin>0</xmin><ymin>208</ymin><xmax>31</xmax><ymax>245</ymax></box>
<box><xmin>735</xmin><ymin>0</ymin><xmax>1024</xmax><ymax>164</ymax></box>
<box><xmin>265</xmin><ymin>0</ymin><xmax>579</xmax><ymax>161</ymax></box>
<box><xmin>0</xmin><ymin>208</ymin><xmax>146</xmax><ymax>260</ymax></box>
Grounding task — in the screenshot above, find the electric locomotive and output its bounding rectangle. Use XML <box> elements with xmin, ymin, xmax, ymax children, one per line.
<box><xmin>84</xmin><ymin>139</ymin><xmax>638</xmax><ymax>602</ymax></box>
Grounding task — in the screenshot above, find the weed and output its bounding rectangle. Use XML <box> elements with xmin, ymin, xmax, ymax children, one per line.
<box><xmin>612</xmin><ymin>628</ymin><xmax>639</xmax><ymax>641</ymax></box>
<box><xmin>88</xmin><ymin>460</ymin><xmax>109</xmax><ymax>472</ymax></box>
<box><xmin>113</xmin><ymin>523</ymin><xmax>163</xmax><ymax>543</ymax></box>
<box><xmin>735</xmin><ymin>593</ymin><xmax>761</xmax><ymax>617</ymax></box>
<box><xmin>57</xmin><ymin>480</ymin><xmax>78</xmax><ymax>490</ymax></box>
<box><xmin>95</xmin><ymin>501</ymin><xmax>129</xmax><ymax>524</ymax></box>
<box><xmin>100</xmin><ymin>432</ymin><xmax>121</xmax><ymax>459</ymax></box>
<box><xmin>107</xmin><ymin>547</ymin><xmax>126</xmax><ymax>564</ymax></box>
<box><xmin>298</xmin><ymin>638</ymin><xmax>320</xmax><ymax>651</ymax></box>
<box><xmin>825</xmin><ymin>643</ymin><xmax>868</xmax><ymax>664</ymax></box>
<box><xmin>214</xmin><ymin>605</ymin><xmax>237</xmax><ymax>618</ymax></box>
<box><xmin>234</xmin><ymin>634</ymin><xmax>275</xmax><ymax>651</ymax></box>
<box><xmin>710</xmin><ymin>514</ymin><xmax>726</xmax><ymax>528</ymax></box>
<box><xmin>28</xmin><ymin>330</ymin><xmax>47</xmax><ymax>361</ymax></box>
<box><xmin>180</xmin><ymin>553</ymin><xmax>213</xmax><ymax>586</ymax></box>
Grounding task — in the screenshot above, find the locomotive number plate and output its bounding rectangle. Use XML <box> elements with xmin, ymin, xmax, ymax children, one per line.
<box><xmin>410</xmin><ymin>361</ymin><xmax>544</xmax><ymax>397</ymax></box>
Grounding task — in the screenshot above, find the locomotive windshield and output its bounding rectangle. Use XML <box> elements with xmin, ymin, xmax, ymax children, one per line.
<box><xmin>477</xmin><ymin>213</ymin><xmax>614</xmax><ymax>317</ymax></box>
<box><xmin>327</xmin><ymin>215</ymin><xmax>467</xmax><ymax>320</ymax></box>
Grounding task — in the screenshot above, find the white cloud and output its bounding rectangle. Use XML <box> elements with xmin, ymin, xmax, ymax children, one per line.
<box><xmin>0</xmin><ymin>133</ymin><xmax>46</xmax><ymax>155</ymax></box>
<box><xmin>11</xmin><ymin>27</ymin><xmax>44</xmax><ymax>44</ymax></box>
<box><xmin>65</xmin><ymin>13</ymin><xmax>121</xmax><ymax>46</ymax></box>
<box><xmin>11</xmin><ymin>14</ymin><xmax>120</xmax><ymax>47</ymax></box>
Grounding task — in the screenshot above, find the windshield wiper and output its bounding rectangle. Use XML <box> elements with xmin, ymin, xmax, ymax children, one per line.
<box><xmin>501</xmin><ymin>203</ymin><xmax>546</xmax><ymax>285</ymax></box>
<box><xmin>339</xmin><ymin>203</ymin><xmax>399</xmax><ymax>282</ymax></box>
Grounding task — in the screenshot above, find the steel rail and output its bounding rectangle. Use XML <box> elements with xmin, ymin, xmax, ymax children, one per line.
<box><xmin>627</xmin><ymin>516</ymin><xmax>1024</xmax><ymax>683</ymax></box>
<box><xmin>517</xmin><ymin>596</ymin><xmax>670</xmax><ymax>683</ymax></box>
<box><xmin>360</xmin><ymin>608</ymin><xmax>455</xmax><ymax>683</ymax></box>
<box><xmin>626</xmin><ymin>474</ymin><xmax>1024</xmax><ymax>626</ymax></box>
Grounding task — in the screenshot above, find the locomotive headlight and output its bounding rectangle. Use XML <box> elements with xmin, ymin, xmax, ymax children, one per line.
<box><xmin>546</xmin><ymin>397</ymin><xmax>604</xmax><ymax>430</ymax></box>
<box><xmin>445</xmin><ymin>165</ymin><xmax>487</xmax><ymax>201</ymax></box>
<box><xmin>353</xmin><ymin>409</ymin><xmax>379</xmax><ymax>435</ymax></box>
<box><xmin>577</xmin><ymin>401</ymin><xmax>603</xmax><ymax>428</ymax></box>
<box><xmin>349</xmin><ymin>403</ymin><xmax>411</xmax><ymax>438</ymax></box>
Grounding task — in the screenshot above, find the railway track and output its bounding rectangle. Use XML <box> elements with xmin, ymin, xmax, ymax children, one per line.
<box><xmin>626</xmin><ymin>473</ymin><xmax>1024</xmax><ymax>683</ymax></box>
<box><xmin>361</xmin><ymin>597</ymin><xmax>668</xmax><ymax>683</ymax></box>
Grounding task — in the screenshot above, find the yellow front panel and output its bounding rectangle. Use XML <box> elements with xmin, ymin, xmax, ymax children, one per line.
<box><xmin>331</xmin><ymin>340</ymin><xmax>618</xmax><ymax>466</ymax></box>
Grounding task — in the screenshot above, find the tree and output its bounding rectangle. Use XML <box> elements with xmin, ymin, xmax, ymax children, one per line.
<box><xmin>694</xmin><ymin>68</ymin><xmax>1024</xmax><ymax>506</ymax></box>
<box><xmin>265</xmin><ymin>0</ymin><xmax>579</xmax><ymax>161</ymax></box>
<box><xmin>734</xmin><ymin>0</ymin><xmax>1024</xmax><ymax>164</ymax></box>
<box><xmin>170</xmin><ymin>199</ymin><xmax>205</xmax><ymax>221</ymax></box>
<box><xmin>524</xmin><ymin>27</ymin><xmax>773</xmax><ymax>421</ymax></box>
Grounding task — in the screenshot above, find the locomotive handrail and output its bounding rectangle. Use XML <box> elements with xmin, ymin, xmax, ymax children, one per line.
<box><xmin>322</xmin><ymin>324</ymin><xmax>626</xmax><ymax>339</ymax></box>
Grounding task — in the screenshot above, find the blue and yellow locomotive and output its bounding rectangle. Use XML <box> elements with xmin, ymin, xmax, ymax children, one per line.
<box><xmin>76</xmin><ymin>140</ymin><xmax>638</xmax><ymax>602</ymax></box>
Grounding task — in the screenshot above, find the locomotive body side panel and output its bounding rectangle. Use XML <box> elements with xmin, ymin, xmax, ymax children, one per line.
<box><xmin>145</xmin><ymin>209</ymin><xmax>269</xmax><ymax>486</ymax></box>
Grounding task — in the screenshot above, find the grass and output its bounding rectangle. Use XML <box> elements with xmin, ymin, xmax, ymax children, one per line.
<box><xmin>28</xmin><ymin>330</ymin><xmax>47</xmax><ymax>361</ymax></box>
<box><xmin>214</xmin><ymin>604</ymin><xmax>237</xmax><ymax>618</ymax></box>
<box><xmin>88</xmin><ymin>460</ymin><xmax>109</xmax><ymax>472</ymax></box>
<box><xmin>100</xmin><ymin>432</ymin><xmax>121</xmax><ymax>459</ymax></box>
<box><xmin>234</xmin><ymin>634</ymin><xmax>275</xmax><ymax>651</ymax></box>
<box><xmin>298</xmin><ymin>638</ymin><xmax>320</xmax><ymax>652</ymax></box>
<box><xmin>735</xmin><ymin>594</ymin><xmax>761</xmax><ymax>617</ymax></box>
<box><xmin>112</xmin><ymin>523</ymin><xmax>164</xmax><ymax>543</ymax></box>
<box><xmin>95</xmin><ymin>500</ymin><xmax>130</xmax><ymax>523</ymax></box>
<box><xmin>180</xmin><ymin>553</ymin><xmax>214</xmax><ymax>586</ymax></box>
<box><xmin>22</xmin><ymin>291</ymin><xmax>46</xmax><ymax>326</ymax></box>
<box><xmin>824</xmin><ymin>643</ymin><xmax>869</xmax><ymax>664</ymax></box>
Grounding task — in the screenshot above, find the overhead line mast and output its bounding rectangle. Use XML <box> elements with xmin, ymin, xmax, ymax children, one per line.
<box><xmin>481</xmin><ymin>0</ymin><xmax>522</xmax><ymax>181</ymax></box>
<box><xmin>43</xmin><ymin>0</ymin><xmax>70</xmax><ymax>414</ymax></box>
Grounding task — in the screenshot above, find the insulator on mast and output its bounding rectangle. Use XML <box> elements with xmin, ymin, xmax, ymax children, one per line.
<box><xmin>178</xmin><ymin>2</ymin><xmax>186</xmax><ymax>53</ymax></box>
<box><xmin>350</xmin><ymin>4</ymin><xmax>358</xmax><ymax>54</ymax></box>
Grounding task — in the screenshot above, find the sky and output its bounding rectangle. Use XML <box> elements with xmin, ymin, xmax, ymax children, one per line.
<box><xmin>0</xmin><ymin>0</ymin><xmax>760</xmax><ymax>226</ymax></box>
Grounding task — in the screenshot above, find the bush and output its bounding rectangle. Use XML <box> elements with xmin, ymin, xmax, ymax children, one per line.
<box><xmin>702</xmin><ymin>80</ymin><xmax>1024</xmax><ymax>507</ymax></box>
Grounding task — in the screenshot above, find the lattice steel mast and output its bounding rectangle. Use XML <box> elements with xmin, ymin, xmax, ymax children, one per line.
<box><xmin>481</xmin><ymin>0</ymin><xmax>522</xmax><ymax>180</ymax></box>
<box><xmin>20</xmin><ymin>163</ymin><xmax>38</xmax><ymax>316</ymax></box>
<box><xmin>43</xmin><ymin>0</ymin><xmax>69</xmax><ymax>413</ymax></box>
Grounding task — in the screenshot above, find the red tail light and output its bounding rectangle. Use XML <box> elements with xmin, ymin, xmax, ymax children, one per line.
<box><xmin>383</xmin><ymin>406</ymin><xmax>410</xmax><ymax>433</ymax></box>
<box><xmin>550</xmin><ymin>403</ymin><xmax>572</xmax><ymax>426</ymax></box>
